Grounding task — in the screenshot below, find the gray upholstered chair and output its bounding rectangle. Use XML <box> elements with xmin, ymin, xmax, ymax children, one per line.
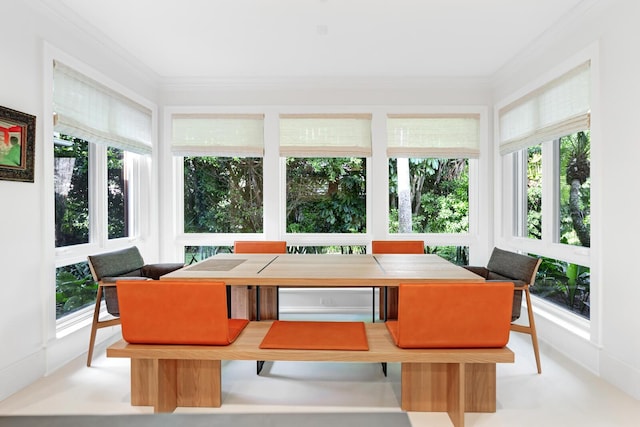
<box><xmin>86</xmin><ymin>246</ymin><xmax>184</xmax><ymax>366</ymax></box>
<box><xmin>463</xmin><ymin>247</ymin><xmax>543</xmax><ymax>373</ymax></box>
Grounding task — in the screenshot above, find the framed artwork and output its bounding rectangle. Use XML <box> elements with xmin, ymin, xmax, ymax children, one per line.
<box><xmin>0</xmin><ymin>105</ymin><xmax>35</xmax><ymax>182</ymax></box>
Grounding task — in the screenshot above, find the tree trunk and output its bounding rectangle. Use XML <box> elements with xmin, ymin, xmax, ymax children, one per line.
<box><xmin>569</xmin><ymin>179</ymin><xmax>590</xmax><ymax>247</ymax></box>
<box><xmin>397</xmin><ymin>157</ymin><xmax>412</xmax><ymax>233</ymax></box>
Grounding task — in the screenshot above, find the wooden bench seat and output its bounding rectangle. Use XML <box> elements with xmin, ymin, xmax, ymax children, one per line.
<box><xmin>107</xmin><ymin>321</ymin><xmax>514</xmax><ymax>427</ymax></box>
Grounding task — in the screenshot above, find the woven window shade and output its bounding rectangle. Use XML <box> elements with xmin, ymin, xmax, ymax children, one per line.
<box><xmin>386</xmin><ymin>114</ymin><xmax>480</xmax><ymax>158</ymax></box>
<box><xmin>53</xmin><ymin>61</ymin><xmax>152</xmax><ymax>155</ymax></box>
<box><xmin>279</xmin><ymin>114</ymin><xmax>372</xmax><ymax>157</ymax></box>
<box><xmin>171</xmin><ymin>114</ymin><xmax>264</xmax><ymax>157</ymax></box>
<box><xmin>499</xmin><ymin>61</ymin><xmax>590</xmax><ymax>155</ymax></box>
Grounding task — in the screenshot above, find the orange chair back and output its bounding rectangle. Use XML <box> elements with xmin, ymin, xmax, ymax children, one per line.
<box><xmin>234</xmin><ymin>241</ymin><xmax>287</xmax><ymax>254</ymax></box>
<box><xmin>386</xmin><ymin>282</ymin><xmax>514</xmax><ymax>348</ymax></box>
<box><xmin>117</xmin><ymin>280</ymin><xmax>248</xmax><ymax>345</ymax></box>
<box><xmin>372</xmin><ymin>240</ymin><xmax>424</xmax><ymax>254</ymax></box>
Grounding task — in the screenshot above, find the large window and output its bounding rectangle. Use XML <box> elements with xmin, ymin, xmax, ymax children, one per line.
<box><xmin>386</xmin><ymin>114</ymin><xmax>479</xmax><ymax>236</ymax></box>
<box><xmin>499</xmin><ymin>61</ymin><xmax>591</xmax><ymax>320</ymax></box>
<box><xmin>172</xmin><ymin>113</ymin><xmax>265</xmax><ymax>235</ymax></box>
<box><xmin>280</xmin><ymin>114</ymin><xmax>371</xmax><ymax>236</ymax></box>
<box><xmin>53</xmin><ymin>61</ymin><xmax>152</xmax><ymax>320</ymax></box>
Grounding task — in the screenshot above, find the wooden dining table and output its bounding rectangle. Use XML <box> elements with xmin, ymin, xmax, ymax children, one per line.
<box><xmin>161</xmin><ymin>253</ymin><xmax>484</xmax><ymax>320</ymax></box>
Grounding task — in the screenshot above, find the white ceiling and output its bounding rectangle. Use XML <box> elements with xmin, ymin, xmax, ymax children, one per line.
<box><xmin>51</xmin><ymin>0</ymin><xmax>586</xmax><ymax>80</ymax></box>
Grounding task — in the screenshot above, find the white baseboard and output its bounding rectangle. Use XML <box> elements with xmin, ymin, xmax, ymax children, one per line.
<box><xmin>0</xmin><ymin>350</ymin><xmax>45</xmax><ymax>401</ymax></box>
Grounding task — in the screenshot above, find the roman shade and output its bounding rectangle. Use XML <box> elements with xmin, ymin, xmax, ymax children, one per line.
<box><xmin>53</xmin><ymin>61</ymin><xmax>153</xmax><ymax>155</ymax></box>
<box><xmin>279</xmin><ymin>114</ymin><xmax>372</xmax><ymax>157</ymax></box>
<box><xmin>171</xmin><ymin>114</ymin><xmax>265</xmax><ymax>157</ymax></box>
<box><xmin>386</xmin><ymin>114</ymin><xmax>480</xmax><ymax>158</ymax></box>
<box><xmin>498</xmin><ymin>61</ymin><xmax>591</xmax><ymax>156</ymax></box>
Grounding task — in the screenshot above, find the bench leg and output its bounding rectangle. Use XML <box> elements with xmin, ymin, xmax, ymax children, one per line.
<box><xmin>155</xmin><ymin>360</ymin><xmax>178</xmax><ymax>413</ymax></box>
<box><xmin>129</xmin><ymin>359</ymin><xmax>221</xmax><ymax>412</ymax></box>
<box><xmin>401</xmin><ymin>362</ymin><xmax>497</xmax><ymax>427</ymax></box>
<box><xmin>177</xmin><ymin>360</ymin><xmax>221</xmax><ymax>408</ymax></box>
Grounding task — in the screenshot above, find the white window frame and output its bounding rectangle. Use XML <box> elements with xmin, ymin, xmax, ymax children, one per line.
<box><xmin>45</xmin><ymin>47</ymin><xmax>154</xmax><ymax>335</ymax></box>
<box><xmin>166</xmin><ymin>105</ymin><xmax>485</xmax><ymax>257</ymax></box>
<box><xmin>494</xmin><ymin>45</ymin><xmax>600</xmax><ymax>344</ymax></box>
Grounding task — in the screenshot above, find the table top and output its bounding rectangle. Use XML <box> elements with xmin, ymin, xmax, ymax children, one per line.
<box><xmin>161</xmin><ymin>253</ymin><xmax>483</xmax><ymax>286</ymax></box>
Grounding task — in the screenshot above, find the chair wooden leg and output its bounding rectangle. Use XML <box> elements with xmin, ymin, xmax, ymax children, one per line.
<box><xmin>524</xmin><ymin>288</ymin><xmax>542</xmax><ymax>374</ymax></box>
<box><xmin>510</xmin><ymin>287</ymin><xmax>542</xmax><ymax>374</ymax></box>
<box><xmin>87</xmin><ymin>286</ymin><xmax>104</xmax><ymax>367</ymax></box>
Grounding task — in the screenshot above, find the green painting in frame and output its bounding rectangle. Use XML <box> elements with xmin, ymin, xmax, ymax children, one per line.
<box><xmin>0</xmin><ymin>105</ymin><xmax>35</xmax><ymax>182</ymax></box>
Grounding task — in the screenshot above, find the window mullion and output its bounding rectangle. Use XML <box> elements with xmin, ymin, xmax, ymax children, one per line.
<box><xmin>542</xmin><ymin>140</ymin><xmax>557</xmax><ymax>244</ymax></box>
<box><xmin>92</xmin><ymin>143</ymin><xmax>107</xmax><ymax>246</ymax></box>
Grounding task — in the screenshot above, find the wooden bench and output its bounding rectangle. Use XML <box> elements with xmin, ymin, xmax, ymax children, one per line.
<box><xmin>107</xmin><ymin>321</ymin><xmax>514</xmax><ymax>427</ymax></box>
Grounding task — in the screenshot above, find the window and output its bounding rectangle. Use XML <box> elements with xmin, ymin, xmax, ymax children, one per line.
<box><xmin>183</xmin><ymin>156</ymin><xmax>263</xmax><ymax>233</ymax></box>
<box><xmin>107</xmin><ymin>147</ymin><xmax>129</xmax><ymax>239</ymax></box>
<box><xmin>513</xmin><ymin>144</ymin><xmax>542</xmax><ymax>240</ymax></box>
<box><xmin>53</xmin><ymin>61</ymin><xmax>152</xmax><ymax>320</ymax></box>
<box><xmin>533</xmin><ymin>255</ymin><xmax>590</xmax><ymax>319</ymax></box>
<box><xmin>56</xmin><ymin>261</ymin><xmax>96</xmax><ymax>318</ymax></box>
<box><xmin>389</xmin><ymin>158</ymin><xmax>469</xmax><ymax>233</ymax></box>
<box><xmin>558</xmin><ymin>131</ymin><xmax>590</xmax><ymax>247</ymax></box>
<box><xmin>286</xmin><ymin>157</ymin><xmax>366</xmax><ymax>233</ymax></box>
<box><xmin>386</xmin><ymin>114</ymin><xmax>479</xmax><ymax>234</ymax></box>
<box><xmin>280</xmin><ymin>114</ymin><xmax>371</xmax><ymax>235</ymax></box>
<box><xmin>54</xmin><ymin>135</ymin><xmax>89</xmax><ymax>247</ymax></box>
<box><xmin>499</xmin><ymin>61</ymin><xmax>591</xmax><ymax>319</ymax></box>
<box><xmin>172</xmin><ymin>114</ymin><xmax>265</xmax><ymax>235</ymax></box>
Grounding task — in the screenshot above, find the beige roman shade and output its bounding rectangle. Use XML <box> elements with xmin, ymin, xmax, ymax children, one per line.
<box><xmin>386</xmin><ymin>114</ymin><xmax>480</xmax><ymax>158</ymax></box>
<box><xmin>171</xmin><ymin>114</ymin><xmax>264</xmax><ymax>157</ymax></box>
<box><xmin>499</xmin><ymin>61</ymin><xmax>591</xmax><ymax>156</ymax></box>
<box><xmin>279</xmin><ymin>114</ymin><xmax>372</xmax><ymax>157</ymax></box>
<box><xmin>53</xmin><ymin>61</ymin><xmax>153</xmax><ymax>155</ymax></box>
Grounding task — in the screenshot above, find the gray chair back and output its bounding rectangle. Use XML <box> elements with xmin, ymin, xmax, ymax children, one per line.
<box><xmin>487</xmin><ymin>247</ymin><xmax>539</xmax><ymax>285</ymax></box>
<box><xmin>88</xmin><ymin>246</ymin><xmax>145</xmax><ymax>281</ymax></box>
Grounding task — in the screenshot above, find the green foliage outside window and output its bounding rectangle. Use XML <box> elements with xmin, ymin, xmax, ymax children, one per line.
<box><xmin>559</xmin><ymin>131</ymin><xmax>590</xmax><ymax>247</ymax></box>
<box><xmin>532</xmin><ymin>256</ymin><xmax>590</xmax><ymax>319</ymax></box>
<box><xmin>526</xmin><ymin>145</ymin><xmax>543</xmax><ymax>240</ymax></box>
<box><xmin>56</xmin><ymin>262</ymin><xmax>97</xmax><ymax>319</ymax></box>
<box><xmin>54</xmin><ymin>136</ymin><xmax>89</xmax><ymax>247</ymax></box>
<box><xmin>184</xmin><ymin>157</ymin><xmax>263</xmax><ymax>233</ymax></box>
<box><xmin>389</xmin><ymin>158</ymin><xmax>469</xmax><ymax>233</ymax></box>
<box><xmin>527</xmin><ymin>131</ymin><xmax>591</xmax><ymax>318</ymax></box>
<box><xmin>286</xmin><ymin>158</ymin><xmax>366</xmax><ymax>233</ymax></box>
<box><xmin>107</xmin><ymin>147</ymin><xmax>128</xmax><ymax>239</ymax></box>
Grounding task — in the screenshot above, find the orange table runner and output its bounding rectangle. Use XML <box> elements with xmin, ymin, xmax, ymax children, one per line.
<box><xmin>259</xmin><ymin>320</ymin><xmax>369</xmax><ymax>350</ymax></box>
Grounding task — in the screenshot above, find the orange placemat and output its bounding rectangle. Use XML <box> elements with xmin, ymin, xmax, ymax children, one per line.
<box><xmin>259</xmin><ymin>320</ymin><xmax>369</xmax><ymax>350</ymax></box>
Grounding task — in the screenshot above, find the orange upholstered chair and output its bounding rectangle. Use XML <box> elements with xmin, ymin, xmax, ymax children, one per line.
<box><xmin>117</xmin><ymin>280</ymin><xmax>248</xmax><ymax>345</ymax></box>
<box><xmin>386</xmin><ymin>282</ymin><xmax>514</xmax><ymax>349</ymax></box>
<box><xmin>371</xmin><ymin>240</ymin><xmax>424</xmax><ymax>320</ymax></box>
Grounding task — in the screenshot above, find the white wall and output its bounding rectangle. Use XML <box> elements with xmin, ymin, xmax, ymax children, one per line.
<box><xmin>0</xmin><ymin>1</ymin><xmax>159</xmax><ymax>400</ymax></box>
<box><xmin>492</xmin><ymin>0</ymin><xmax>640</xmax><ymax>399</ymax></box>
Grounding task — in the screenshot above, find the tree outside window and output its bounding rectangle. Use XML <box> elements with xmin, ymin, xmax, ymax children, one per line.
<box><xmin>286</xmin><ymin>157</ymin><xmax>366</xmax><ymax>234</ymax></box>
<box><xmin>54</xmin><ymin>136</ymin><xmax>89</xmax><ymax>247</ymax></box>
<box><xmin>183</xmin><ymin>157</ymin><xmax>263</xmax><ymax>233</ymax></box>
<box><xmin>389</xmin><ymin>158</ymin><xmax>469</xmax><ymax>234</ymax></box>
